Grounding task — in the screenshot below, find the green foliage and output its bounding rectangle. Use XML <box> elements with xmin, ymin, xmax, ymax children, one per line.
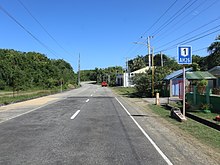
<box><xmin>132</xmin><ymin>66</ymin><xmax>171</xmax><ymax>97</ymax></box>
<box><xmin>200</xmin><ymin>103</ymin><xmax>212</xmax><ymax>110</ymax></box>
<box><xmin>207</xmin><ymin>35</ymin><xmax>220</xmax><ymax>55</ymax></box>
<box><xmin>197</xmin><ymin>79</ymin><xmax>208</xmax><ymax>87</ymax></box>
<box><xmin>128</xmin><ymin>55</ymin><xmax>146</xmax><ymax>72</ymax></box>
<box><xmin>79</xmin><ymin>66</ymin><xmax>123</xmax><ymax>86</ymax></box>
<box><xmin>128</xmin><ymin>54</ymin><xmax>181</xmax><ymax>72</ymax></box>
<box><xmin>0</xmin><ymin>49</ymin><xmax>76</xmax><ymax>92</ymax></box>
<box><xmin>132</xmin><ymin>73</ymin><xmax>151</xmax><ymax>97</ymax></box>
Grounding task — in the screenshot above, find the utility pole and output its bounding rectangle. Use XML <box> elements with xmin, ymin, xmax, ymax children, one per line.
<box><xmin>152</xmin><ymin>47</ymin><xmax>154</xmax><ymax>97</ymax></box>
<box><xmin>160</xmin><ymin>51</ymin><xmax>163</xmax><ymax>67</ymax></box>
<box><xmin>147</xmin><ymin>36</ymin><xmax>153</xmax><ymax>68</ymax></box>
<box><xmin>78</xmin><ymin>53</ymin><xmax>80</xmax><ymax>86</ymax></box>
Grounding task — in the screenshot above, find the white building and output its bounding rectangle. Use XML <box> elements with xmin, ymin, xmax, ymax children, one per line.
<box><xmin>116</xmin><ymin>66</ymin><xmax>150</xmax><ymax>87</ymax></box>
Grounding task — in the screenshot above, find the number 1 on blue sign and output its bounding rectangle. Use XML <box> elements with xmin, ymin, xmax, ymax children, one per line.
<box><xmin>181</xmin><ymin>48</ymin><xmax>188</xmax><ymax>56</ymax></box>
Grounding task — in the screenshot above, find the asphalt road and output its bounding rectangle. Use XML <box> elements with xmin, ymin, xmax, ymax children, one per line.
<box><xmin>0</xmin><ymin>83</ymin><xmax>171</xmax><ymax>165</ymax></box>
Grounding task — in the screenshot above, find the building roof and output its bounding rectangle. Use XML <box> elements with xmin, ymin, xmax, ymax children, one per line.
<box><xmin>164</xmin><ymin>68</ymin><xmax>192</xmax><ymax>80</ymax></box>
<box><xmin>208</xmin><ymin>66</ymin><xmax>220</xmax><ymax>76</ymax></box>
<box><xmin>186</xmin><ymin>71</ymin><xmax>217</xmax><ymax>80</ymax></box>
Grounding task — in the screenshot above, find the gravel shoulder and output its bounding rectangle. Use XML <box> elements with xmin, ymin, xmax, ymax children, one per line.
<box><xmin>116</xmin><ymin>94</ymin><xmax>220</xmax><ymax>165</ymax></box>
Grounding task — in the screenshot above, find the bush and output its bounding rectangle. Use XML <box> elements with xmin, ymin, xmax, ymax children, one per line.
<box><xmin>132</xmin><ymin>73</ymin><xmax>151</xmax><ymax>97</ymax></box>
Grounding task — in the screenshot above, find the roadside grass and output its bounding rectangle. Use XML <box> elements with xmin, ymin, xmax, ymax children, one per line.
<box><xmin>149</xmin><ymin>104</ymin><xmax>220</xmax><ymax>151</ymax></box>
<box><xmin>112</xmin><ymin>87</ymin><xmax>220</xmax><ymax>151</ymax></box>
<box><xmin>0</xmin><ymin>89</ymin><xmax>60</xmax><ymax>105</ymax></box>
<box><xmin>111</xmin><ymin>87</ymin><xmax>138</xmax><ymax>98</ymax></box>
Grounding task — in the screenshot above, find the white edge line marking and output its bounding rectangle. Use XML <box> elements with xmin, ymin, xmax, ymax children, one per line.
<box><xmin>86</xmin><ymin>99</ymin><xmax>90</xmax><ymax>102</ymax></box>
<box><xmin>115</xmin><ymin>97</ymin><xmax>173</xmax><ymax>165</ymax></box>
<box><xmin>71</xmin><ymin>110</ymin><xmax>80</xmax><ymax>120</ymax></box>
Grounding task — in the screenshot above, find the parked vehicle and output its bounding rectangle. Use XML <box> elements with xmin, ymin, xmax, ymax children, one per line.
<box><xmin>101</xmin><ymin>81</ymin><xmax>107</xmax><ymax>87</ymax></box>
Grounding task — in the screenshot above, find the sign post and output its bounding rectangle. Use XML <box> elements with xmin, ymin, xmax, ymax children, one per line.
<box><xmin>177</xmin><ymin>46</ymin><xmax>192</xmax><ymax>117</ymax></box>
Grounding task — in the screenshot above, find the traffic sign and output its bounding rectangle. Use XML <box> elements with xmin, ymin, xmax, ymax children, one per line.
<box><xmin>177</xmin><ymin>46</ymin><xmax>192</xmax><ymax>64</ymax></box>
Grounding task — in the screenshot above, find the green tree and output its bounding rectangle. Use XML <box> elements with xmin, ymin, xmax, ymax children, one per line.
<box><xmin>207</xmin><ymin>35</ymin><xmax>220</xmax><ymax>54</ymax></box>
<box><xmin>0</xmin><ymin>49</ymin><xmax>76</xmax><ymax>91</ymax></box>
<box><xmin>207</xmin><ymin>35</ymin><xmax>220</xmax><ymax>69</ymax></box>
<box><xmin>132</xmin><ymin>73</ymin><xmax>151</xmax><ymax>97</ymax></box>
<box><xmin>128</xmin><ymin>55</ymin><xmax>146</xmax><ymax>72</ymax></box>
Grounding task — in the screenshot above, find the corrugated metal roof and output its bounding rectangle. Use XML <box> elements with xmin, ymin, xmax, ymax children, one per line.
<box><xmin>208</xmin><ymin>66</ymin><xmax>220</xmax><ymax>76</ymax></box>
<box><xmin>186</xmin><ymin>71</ymin><xmax>216</xmax><ymax>80</ymax></box>
<box><xmin>164</xmin><ymin>68</ymin><xmax>192</xmax><ymax>80</ymax></box>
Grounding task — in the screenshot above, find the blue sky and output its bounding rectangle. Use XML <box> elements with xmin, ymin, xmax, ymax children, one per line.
<box><xmin>0</xmin><ymin>0</ymin><xmax>219</xmax><ymax>71</ymax></box>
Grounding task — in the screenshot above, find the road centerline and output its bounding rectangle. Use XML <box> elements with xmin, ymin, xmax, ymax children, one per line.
<box><xmin>86</xmin><ymin>99</ymin><xmax>90</xmax><ymax>102</ymax></box>
<box><xmin>71</xmin><ymin>110</ymin><xmax>80</xmax><ymax>120</ymax></box>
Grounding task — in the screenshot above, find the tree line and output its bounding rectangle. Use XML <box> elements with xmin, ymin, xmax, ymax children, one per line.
<box><xmin>0</xmin><ymin>49</ymin><xmax>77</xmax><ymax>92</ymax></box>
<box><xmin>80</xmin><ymin>66</ymin><xmax>124</xmax><ymax>86</ymax></box>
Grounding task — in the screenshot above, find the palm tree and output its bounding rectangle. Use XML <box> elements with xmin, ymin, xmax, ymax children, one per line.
<box><xmin>207</xmin><ymin>35</ymin><xmax>220</xmax><ymax>54</ymax></box>
<box><xmin>207</xmin><ymin>35</ymin><xmax>220</xmax><ymax>69</ymax></box>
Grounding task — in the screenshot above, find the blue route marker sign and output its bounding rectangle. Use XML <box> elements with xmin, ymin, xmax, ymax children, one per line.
<box><xmin>177</xmin><ymin>46</ymin><xmax>192</xmax><ymax>64</ymax></box>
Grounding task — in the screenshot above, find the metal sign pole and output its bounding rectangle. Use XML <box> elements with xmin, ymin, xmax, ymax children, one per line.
<box><xmin>183</xmin><ymin>66</ymin><xmax>186</xmax><ymax>116</ymax></box>
<box><xmin>178</xmin><ymin>45</ymin><xmax>192</xmax><ymax>117</ymax></box>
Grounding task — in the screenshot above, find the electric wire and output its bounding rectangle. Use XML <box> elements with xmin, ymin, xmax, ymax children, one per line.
<box><xmin>0</xmin><ymin>4</ymin><xmax>61</xmax><ymax>59</ymax></box>
<box><xmin>157</xmin><ymin>16</ymin><xmax>220</xmax><ymax>50</ymax></box>
<box><xmin>156</xmin><ymin>27</ymin><xmax>220</xmax><ymax>54</ymax></box>
<box><xmin>124</xmin><ymin>0</ymin><xmax>179</xmax><ymax>58</ymax></box>
<box><xmin>17</xmin><ymin>0</ymin><xmax>72</xmax><ymax>57</ymax></box>
<box><xmin>141</xmin><ymin>0</ymin><xmax>178</xmax><ymax>37</ymax></box>
<box><xmin>153</xmin><ymin>0</ymin><xmax>219</xmax><ymax>44</ymax></box>
<box><xmin>152</xmin><ymin>0</ymin><xmax>198</xmax><ymax>36</ymax></box>
<box><xmin>193</xmin><ymin>47</ymin><xmax>207</xmax><ymax>53</ymax></box>
<box><xmin>127</xmin><ymin>0</ymin><xmax>199</xmax><ymax>57</ymax></box>
<box><xmin>142</xmin><ymin>0</ymin><xmax>219</xmax><ymax>58</ymax></box>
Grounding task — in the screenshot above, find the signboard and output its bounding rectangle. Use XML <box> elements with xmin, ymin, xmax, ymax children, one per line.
<box><xmin>177</xmin><ymin>46</ymin><xmax>192</xmax><ymax>64</ymax></box>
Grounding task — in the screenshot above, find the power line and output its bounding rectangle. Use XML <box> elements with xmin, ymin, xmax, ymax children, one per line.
<box><xmin>17</xmin><ymin>0</ymin><xmax>72</xmax><ymax>57</ymax></box>
<box><xmin>193</xmin><ymin>47</ymin><xmax>207</xmax><ymax>53</ymax></box>
<box><xmin>124</xmin><ymin>0</ymin><xmax>179</xmax><ymax>58</ymax></box>
<box><xmin>127</xmin><ymin>0</ymin><xmax>198</xmax><ymax>57</ymax></box>
<box><xmin>157</xmin><ymin>16</ymin><xmax>220</xmax><ymax>50</ymax></box>
<box><xmin>156</xmin><ymin>28</ymin><xmax>220</xmax><ymax>54</ymax></box>
<box><xmin>152</xmin><ymin>0</ymin><xmax>198</xmax><ymax>36</ymax></box>
<box><xmin>0</xmin><ymin>4</ymin><xmax>61</xmax><ymax>59</ymax></box>
<box><xmin>153</xmin><ymin>0</ymin><xmax>219</xmax><ymax>44</ymax></box>
<box><xmin>141</xmin><ymin>0</ymin><xmax>178</xmax><ymax>37</ymax></box>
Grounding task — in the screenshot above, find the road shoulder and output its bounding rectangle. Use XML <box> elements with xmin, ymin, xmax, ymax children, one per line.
<box><xmin>114</xmin><ymin>93</ymin><xmax>220</xmax><ymax>165</ymax></box>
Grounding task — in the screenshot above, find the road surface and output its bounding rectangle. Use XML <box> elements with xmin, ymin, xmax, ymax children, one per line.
<box><xmin>0</xmin><ymin>83</ymin><xmax>219</xmax><ymax>165</ymax></box>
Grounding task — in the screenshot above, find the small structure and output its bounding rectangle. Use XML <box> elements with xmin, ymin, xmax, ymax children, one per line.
<box><xmin>208</xmin><ymin>66</ymin><xmax>220</xmax><ymax>87</ymax></box>
<box><xmin>164</xmin><ymin>69</ymin><xmax>217</xmax><ymax>97</ymax></box>
<box><xmin>163</xmin><ymin>68</ymin><xmax>192</xmax><ymax>97</ymax></box>
<box><xmin>186</xmin><ymin>71</ymin><xmax>217</xmax><ymax>92</ymax></box>
<box><xmin>115</xmin><ymin>73</ymin><xmax>132</xmax><ymax>87</ymax></box>
<box><xmin>116</xmin><ymin>66</ymin><xmax>150</xmax><ymax>87</ymax></box>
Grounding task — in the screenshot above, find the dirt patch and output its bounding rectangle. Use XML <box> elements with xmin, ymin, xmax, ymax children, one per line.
<box><xmin>0</xmin><ymin>96</ymin><xmax>59</xmax><ymax>111</ymax></box>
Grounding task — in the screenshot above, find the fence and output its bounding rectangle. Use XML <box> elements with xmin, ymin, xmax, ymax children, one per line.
<box><xmin>186</xmin><ymin>86</ymin><xmax>220</xmax><ymax>113</ymax></box>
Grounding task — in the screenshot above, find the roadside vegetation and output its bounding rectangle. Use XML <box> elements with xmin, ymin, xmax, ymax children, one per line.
<box><xmin>0</xmin><ymin>89</ymin><xmax>62</xmax><ymax>105</ymax></box>
<box><xmin>112</xmin><ymin>87</ymin><xmax>220</xmax><ymax>152</ymax></box>
<box><xmin>0</xmin><ymin>49</ymin><xmax>77</xmax><ymax>106</ymax></box>
<box><xmin>149</xmin><ymin>105</ymin><xmax>220</xmax><ymax>151</ymax></box>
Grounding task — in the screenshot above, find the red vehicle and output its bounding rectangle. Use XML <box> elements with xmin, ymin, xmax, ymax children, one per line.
<box><xmin>101</xmin><ymin>81</ymin><xmax>107</xmax><ymax>87</ymax></box>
